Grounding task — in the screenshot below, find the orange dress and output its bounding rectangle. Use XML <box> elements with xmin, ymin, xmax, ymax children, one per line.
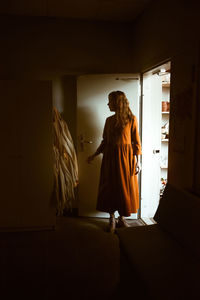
<box><xmin>96</xmin><ymin>115</ymin><xmax>142</xmax><ymax>216</ymax></box>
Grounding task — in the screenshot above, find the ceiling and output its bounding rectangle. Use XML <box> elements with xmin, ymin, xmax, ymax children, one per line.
<box><xmin>0</xmin><ymin>0</ymin><xmax>154</xmax><ymax>23</ymax></box>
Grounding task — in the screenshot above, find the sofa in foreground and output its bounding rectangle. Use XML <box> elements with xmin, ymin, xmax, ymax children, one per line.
<box><xmin>116</xmin><ymin>184</ymin><xmax>200</xmax><ymax>300</ymax></box>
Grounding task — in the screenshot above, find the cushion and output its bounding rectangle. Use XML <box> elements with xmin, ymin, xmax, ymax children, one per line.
<box><xmin>116</xmin><ymin>225</ymin><xmax>199</xmax><ymax>300</ymax></box>
<box><xmin>154</xmin><ymin>184</ymin><xmax>200</xmax><ymax>257</ymax></box>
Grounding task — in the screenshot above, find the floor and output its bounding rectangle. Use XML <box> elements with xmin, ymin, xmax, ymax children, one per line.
<box><xmin>0</xmin><ymin>216</ymin><xmax>144</xmax><ymax>300</ymax></box>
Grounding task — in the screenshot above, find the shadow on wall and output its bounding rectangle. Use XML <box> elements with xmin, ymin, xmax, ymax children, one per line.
<box><xmin>52</xmin><ymin>78</ymin><xmax>64</xmax><ymax>113</ymax></box>
<box><xmin>77</xmin><ymin>105</ymin><xmax>103</xmax><ymax>216</ymax></box>
<box><xmin>52</xmin><ymin>76</ymin><xmax>77</xmax><ymax>145</ymax></box>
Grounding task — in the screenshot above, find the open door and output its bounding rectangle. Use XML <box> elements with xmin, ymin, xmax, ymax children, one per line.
<box><xmin>141</xmin><ymin>71</ymin><xmax>162</xmax><ymax>219</ymax></box>
<box><xmin>77</xmin><ymin>74</ymin><xmax>140</xmax><ymax>218</ymax></box>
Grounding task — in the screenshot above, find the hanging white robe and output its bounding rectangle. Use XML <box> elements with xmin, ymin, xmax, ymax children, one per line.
<box><xmin>53</xmin><ymin>107</ymin><xmax>78</xmax><ymax>215</ymax></box>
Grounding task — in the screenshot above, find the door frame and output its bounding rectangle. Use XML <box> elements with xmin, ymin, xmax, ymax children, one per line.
<box><xmin>76</xmin><ymin>73</ymin><xmax>141</xmax><ymax>219</ymax></box>
<box><xmin>140</xmin><ymin>59</ymin><xmax>171</xmax><ymax>223</ymax></box>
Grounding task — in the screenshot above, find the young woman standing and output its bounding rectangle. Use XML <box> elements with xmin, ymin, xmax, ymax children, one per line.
<box><xmin>87</xmin><ymin>91</ymin><xmax>142</xmax><ymax>233</ymax></box>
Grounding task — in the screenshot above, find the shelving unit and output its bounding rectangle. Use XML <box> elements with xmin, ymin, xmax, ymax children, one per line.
<box><xmin>160</xmin><ymin>73</ymin><xmax>170</xmax><ymax>197</ymax></box>
<box><xmin>162</xmin><ymin>111</ymin><xmax>169</xmax><ymax>115</ymax></box>
<box><xmin>162</xmin><ymin>83</ymin><xmax>170</xmax><ymax>88</ymax></box>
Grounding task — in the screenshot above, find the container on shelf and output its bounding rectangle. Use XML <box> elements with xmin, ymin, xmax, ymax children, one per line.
<box><xmin>162</xmin><ymin>101</ymin><xmax>168</xmax><ymax>112</ymax></box>
<box><xmin>162</xmin><ymin>101</ymin><xmax>170</xmax><ymax>112</ymax></box>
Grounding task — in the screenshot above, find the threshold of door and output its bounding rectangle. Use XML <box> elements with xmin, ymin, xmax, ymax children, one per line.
<box><xmin>141</xmin><ymin>217</ymin><xmax>157</xmax><ymax>225</ymax></box>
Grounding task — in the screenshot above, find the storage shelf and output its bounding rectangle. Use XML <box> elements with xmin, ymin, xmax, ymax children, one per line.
<box><xmin>160</xmin><ymin>76</ymin><xmax>170</xmax><ymax>193</ymax></box>
<box><xmin>162</xmin><ymin>83</ymin><xmax>170</xmax><ymax>87</ymax></box>
<box><xmin>162</xmin><ymin>111</ymin><xmax>170</xmax><ymax>114</ymax></box>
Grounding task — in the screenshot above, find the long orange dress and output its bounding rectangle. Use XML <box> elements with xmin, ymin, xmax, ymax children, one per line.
<box><xmin>96</xmin><ymin>115</ymin><xmax>142</xmax><ymax>216</ymax></box>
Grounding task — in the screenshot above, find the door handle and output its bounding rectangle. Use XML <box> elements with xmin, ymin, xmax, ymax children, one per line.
<box><xmin>79</xmin><ymin>134</ymin><xmax>93</xmax><ymax>151</ymax></box>
<box><xmin>153</xmin><ymin>149</ymin><xmax>160</xmax><ymax>154</ymax></box>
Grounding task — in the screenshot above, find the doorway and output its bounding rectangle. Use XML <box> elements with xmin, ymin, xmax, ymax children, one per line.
<box><xmin>141</xmin><ymin>61</ymin><xmax>171</xmax><ymax>223</ymax></box>
<box><xmin>77</xmin><ymin>74</ymin><xmax>140</xmax><ymax>219</ymax></box>
<box><xmin>76</xmin><ymin>65</ymin><xmax>171</xmax><ymax>221</ymax></box>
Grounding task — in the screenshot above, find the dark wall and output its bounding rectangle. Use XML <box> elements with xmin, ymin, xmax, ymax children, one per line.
<box><xmin>0</xmin><ymin>16</ymin><xmax>135</xmax><ymax>223</ymax></box>
<box><xmin>131</xmin><ymin>0</ymin><xmax>200</xmax><ymax>190</ymax></box>
<box><xmin>0</xmin><ymin>16</ymin><xmax>133</xmax><ymax>79</ymax></box>
<box><xmin>1</xmin><ymin>1</ymin><xmax>199</xmax><ymax>227</ymax></box>
<box><xmin>0</xmin><ymin>15</ymin><xmax>133</xmax><ymax>146</ymax></box>
<box><xmin>0</xmin><ymin>80</ymin><xmax>55</xmax><ymax>229</ymax></box>
<box><xmin>131</xmin><ymin>0</ymin><xmax>200</xmax><ymax>72</ymax></box>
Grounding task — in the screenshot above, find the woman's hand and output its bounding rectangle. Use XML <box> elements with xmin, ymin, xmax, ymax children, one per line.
<box><xmin>86</xmin><ymin>154</ymin><xmax>96</xmax><ymax>164</ymax></box>
<box><xmin>135</xmin><ymin>161</ymin><xmax>141</xmax><ymax>175</ymax></box>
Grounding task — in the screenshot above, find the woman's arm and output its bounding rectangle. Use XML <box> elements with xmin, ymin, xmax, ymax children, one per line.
<box><xmin>135</xmin><ymin>154</ymin><xmax>141</xmax><ymax>175</ymax></box>
<box><xmin>131</xmin><ymin>116</ymin><xmax>142</xmax><ymax>174</ymax></box>
<box><xmin>87</xmin><ymin>153</ymin><xmax>96</xmax><ymax>164</ymax></box>
<box><xmin>87</xmin><ymin>118</ymin><xmax>108</xmax><ymax>164</ymax></box>
<box><xmin>86</xmin><ymin>141</ymin><xmax>105</xmax><ymax>164</ymax></box>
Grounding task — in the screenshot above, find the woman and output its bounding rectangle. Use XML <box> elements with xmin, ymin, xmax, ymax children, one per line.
<box><xmin>87</xmin><ymin>91</ymin><xmax>142</xmax><ymax>233</ymax></box>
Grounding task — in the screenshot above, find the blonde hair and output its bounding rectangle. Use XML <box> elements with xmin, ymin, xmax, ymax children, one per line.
<box><xmin>108</xmin><ymin>91</ymin><xmax>134</xmax><ymax>132</ymax></box>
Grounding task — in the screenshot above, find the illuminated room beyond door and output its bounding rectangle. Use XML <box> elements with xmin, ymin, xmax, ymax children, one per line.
<box><xmin>77</xmin><ymin>74</ymin><xmax>140</xmax><ymax>218</ymax></box>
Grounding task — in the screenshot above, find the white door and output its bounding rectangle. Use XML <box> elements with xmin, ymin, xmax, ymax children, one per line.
<box><xmin>77</xmin><ymin>74</ymin><xmax>140</xmax><ymax>218</ymax></box>
<box><xmin>141</xmin><ymin>72</ymin><xmax>162</xmax><ymax>218</ymax></box>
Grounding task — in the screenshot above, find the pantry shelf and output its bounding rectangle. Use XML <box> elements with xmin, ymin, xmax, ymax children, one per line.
<box><xmin>162</xmin><ymin>111</ymin><xmax>169</xmax><ymax>114</ymax></box>
<box><xmin>162</xmin><ymin>83</ymin><xmax>170</xmax><ymax>87</ymax></box>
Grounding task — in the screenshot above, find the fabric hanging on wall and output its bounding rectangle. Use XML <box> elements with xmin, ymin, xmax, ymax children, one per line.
<box><xmin>53</xmin><ymin>107</ymin><xmax>79</xmax><ymax>216</ymax></box>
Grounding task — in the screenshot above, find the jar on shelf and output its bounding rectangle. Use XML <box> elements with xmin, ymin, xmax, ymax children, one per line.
<box><xmin>162</xmin><ymin>101</ymin><xmax>168</xmax><ymax>112</ymax></box>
